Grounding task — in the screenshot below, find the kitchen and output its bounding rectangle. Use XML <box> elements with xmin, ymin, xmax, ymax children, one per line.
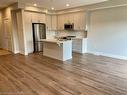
<box><xmin>20</xmin><ymin>10</ymin><xmax>87</xmax><ymax>61</ymax></box>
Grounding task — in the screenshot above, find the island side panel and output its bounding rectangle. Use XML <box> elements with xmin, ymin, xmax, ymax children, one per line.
<box><xmin>63</xmin><ymin>41</ymin><xmax>72</xmax><ymax>61</ymax></box>
<box><xmin>43</xmin><ymin>42</ymin><xmax>63</xmax><ymax>61</ymax></box>
<box><xmin>82</xmin><ymin>38</ymin><xmax>87</xmax><ymax>53</ymax></box>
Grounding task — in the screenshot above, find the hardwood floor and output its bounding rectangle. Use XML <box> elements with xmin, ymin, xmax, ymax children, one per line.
<box><xmin>0</xmin><ymin>49</ymin><xmax>11</xmax><ymax>56</ymax></box>
<box><xmin>0</xmin><ymin>53</ymin><xmax>127</xmax><ymax>95</ymax></box>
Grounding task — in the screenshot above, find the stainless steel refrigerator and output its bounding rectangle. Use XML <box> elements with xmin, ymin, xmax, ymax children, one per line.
<box><xmin>32</xmin><ymin>23</ymin><xmax>46</xmax><ymax>52</ymax></box>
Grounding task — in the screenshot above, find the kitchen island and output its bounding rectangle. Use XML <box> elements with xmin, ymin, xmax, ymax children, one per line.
<box><xmin>42</xmin><ymin>39</ymin><xmax>72</xmax><ymax>61</ymax></box>
<box><xmin>72</xmin><ymin>38</ymin><xmax>87</xmax><ymax>53</ymax></box>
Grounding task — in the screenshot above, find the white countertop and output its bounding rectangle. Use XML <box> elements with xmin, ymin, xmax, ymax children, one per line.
<box><xmin>40</xmin><ymin>38</ymin><xmax>87</xmax><ymax>44</ymax></box>
<box><xmin>72</xmin><ymin>37</ymin><xmax>87</xmax><ymax>40</ymax></box>
<box><xmin>40</xmin><ymin>39</ymin><xmax>72</xmax><ymax>44</ymax></box>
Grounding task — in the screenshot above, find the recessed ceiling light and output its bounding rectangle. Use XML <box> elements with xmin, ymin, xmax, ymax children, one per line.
<box><xmin>33</xmin><ymin>4</ymin><xmax>37</xmax><ymax>6</ymax></box>
<box><xmin>66</xmin><ymin>4</ymin><xmax>70</xmax><ymax>7</ymax></box>
<box><xmin>51</xmin><ymin>7</ymin><xmax>54</xmax><ymax>10</ymax></box>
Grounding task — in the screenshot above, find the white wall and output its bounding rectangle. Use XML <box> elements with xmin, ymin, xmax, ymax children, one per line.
<box><xmin>87</xmin><ymin>6</ymin><xmax>127</xmax><ymax>59</ymax></box>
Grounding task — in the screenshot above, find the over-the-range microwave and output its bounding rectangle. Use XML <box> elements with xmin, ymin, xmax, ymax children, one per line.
<box><xmin>64</xmin><ymin>23</ymin><xmax>74</xmax><ymax>30</ymax></box>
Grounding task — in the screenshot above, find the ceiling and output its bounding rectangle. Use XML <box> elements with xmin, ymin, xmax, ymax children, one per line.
<box><xmin>0</xmin><ymin>0</ymin><xmax>17</xmax><ymax>8</ymax></box>
<box><xmin>0</xmin><ymin>0</ymin><xmax>108</xmax><ymax>10</ymax></box>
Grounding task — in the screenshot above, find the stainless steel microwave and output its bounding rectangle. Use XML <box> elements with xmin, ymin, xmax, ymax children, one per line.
<box><xmin>64</xmin><ymin>23</ymin><xmax>74</xmax><ymax>30</ymax></box>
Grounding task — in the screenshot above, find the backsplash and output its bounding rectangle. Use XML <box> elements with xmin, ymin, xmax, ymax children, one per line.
<box><xmin>46</xmin><ymin>31</ymin><xmax>56</xmax><ymax>39</ymax></box>
<box><xmin>46</xmin><ymin>31</ymin><xmax>87</xmax><ymax>39</ymax></box>
<box><xmin>56</xmin><ymin>31</ymin><xmax>87</xmax><ymax>38</ymax></box>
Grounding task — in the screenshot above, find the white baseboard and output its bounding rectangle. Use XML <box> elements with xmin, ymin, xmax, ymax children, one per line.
<box><xmin>13</xmin><ymin>51</ymin><xmax>20</xmax><ymax>54</ymax></box>
<box><xmin>87</xmin><ymin>51</ymin><xmax>127</xmax><ymax>60</ymax></box>
<box><xmin>11</xmin><ymin>50</ymin><xmax>29</xmax><ymax>56</ymax></box>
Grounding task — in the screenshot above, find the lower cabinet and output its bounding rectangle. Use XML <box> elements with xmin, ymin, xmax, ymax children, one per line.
<box><xmin>72</xmin><ymin>38</ymin><xmax>87</xmax><ymax>53</ymax></box>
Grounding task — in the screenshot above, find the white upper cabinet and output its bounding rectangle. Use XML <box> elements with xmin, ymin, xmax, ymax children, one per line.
<box><xmin>32</xmin><ymin>12</ymin><xmax>46</xmax><ymax>23</ymax></box>
<box><xmin>57</xmin><ymin>12</ymin><xmax>86</xmax><ymax>31</ymax></box>
<box><xmin>46</xmin><ymin>15</ymin><xmax>52</xmax><ymax>30</ymax></box>
<box><xmin>31</xmin><ymin>12</ymin><xmax>38</xmax><ymax>23</ymax></box>
<box><xmin>64</xmin><ymin>14</ymin><xmax>69</xmax><ymax>24</ymax></box>
<box><xmin>57</xmin><ymin>15</ymin><xmax>61</xmax><ymax>30</ymax></box>
<box><xmin>68</xmin><ymin>13</ymin><xmax>74</xmax><ymax>24</ymax></box>
<box><xmin>51</xmin><ymin>15</ymin><xmax>57</xmax><ymax>30</ymax></box>
<box><xmin>57</xmin><ymin>15</ymin><xmax>64</xmax><ymax>30</ymax></box>
<box><xmin>74</xmin><ymin>13</ymin><xmax>80</xmax><ymax>30</ymax></box>
<box><xmin>79</xmin><ymin>12</ymin><xmax>86</xmax><ymax>30</ymax></box>
<box><xmin>46</xmin><ymin>15</ymin><xmax>57</xmax><ymax>31</ymax></box>
<box><xmin>74</xmin><ymin>12</ymin><xmax>86</xmax><ymax>30</ymax></box>
<box><xmin>39</xmin><ymin>13</ymin><xmax>46</xmax><ymax>23</ymax></box>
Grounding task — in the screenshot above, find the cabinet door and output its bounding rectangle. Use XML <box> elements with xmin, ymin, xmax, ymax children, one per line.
<box><xmin>51</xmin><ymin>15</ymin><xmax>57</xmax><ymax>30</ymax></box>
<box><xmin>64</xmin><ymin>14</ymin><xmax>69</xmax><ymax>24</ymax></box>
<box><xmin>68</xmin><ymin>13</ymin><xmax>74</xmax><ymax>24</ymax></box>
<box><xmin>57</xmin><ymin>15</ymin><xmax>64</xmax><ymax>30</ymax></box>
<box><xmin>39</xmin><ymin>13</ymin><xmax>46</xmax><ymax>23</ymax></box>
<box><xmin>63</xmin><ymin>13</ymin><xmax>74</xmax><ymax>24</ymax></box>
<box><xmin>74</xmin><ymin>13</ymin><xmax>80</xmax><ymax>30</ymax></box>
<box><xmin>31</xmin><ymin>12</ymin><xmax>39</xmax><ymax>23</ymax></box>
<box><xmin>32</xmin><ymin>13</ymin><xmax>46</xmax><ymax>23</ymax></box>
<box><xmin>80</xmin><ymin>12</ymin><xmax>85</xmax><ymax>30</ymax></box>
<box><xmin>74</xmin><ymin>12</ymin><xmax>85</xmax><ymax>30</ymax></box>
<box><xmin>61</xmin><ymin>15</ymin><xmax>65</xmax><ymax>30</ymax></box>
<box><xmin>46</xmin><ymin>15</ymin><xmax>51</xmax><ymax>30</ymax></box>
<box><xmin>57</xmin><ymin>15</ymin><xmax>60</xmax><ymax>30</ymax></box>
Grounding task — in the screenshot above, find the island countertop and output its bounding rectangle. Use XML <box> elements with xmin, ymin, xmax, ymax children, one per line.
<box><xmin>40</xmin><ymin>39</ymin><xmax>72</xmax><ymax>44</ymax></box>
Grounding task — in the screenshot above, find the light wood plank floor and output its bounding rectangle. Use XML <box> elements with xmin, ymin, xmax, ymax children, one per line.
<box><xmin>0</xmin><ymin>53</ymin><xmax>127</xmax><ymax>95</ymax></box>
<box><xmin>0</xmin><ymin>49</ymin><xmax>11</xmax><ymax>56</ymax></box>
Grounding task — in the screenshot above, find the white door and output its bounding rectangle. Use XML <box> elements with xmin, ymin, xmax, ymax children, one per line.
<box><xmin>3</xmin><ymin>19</ymin><xmax>12</xmax><ymax>51</ymax></box>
